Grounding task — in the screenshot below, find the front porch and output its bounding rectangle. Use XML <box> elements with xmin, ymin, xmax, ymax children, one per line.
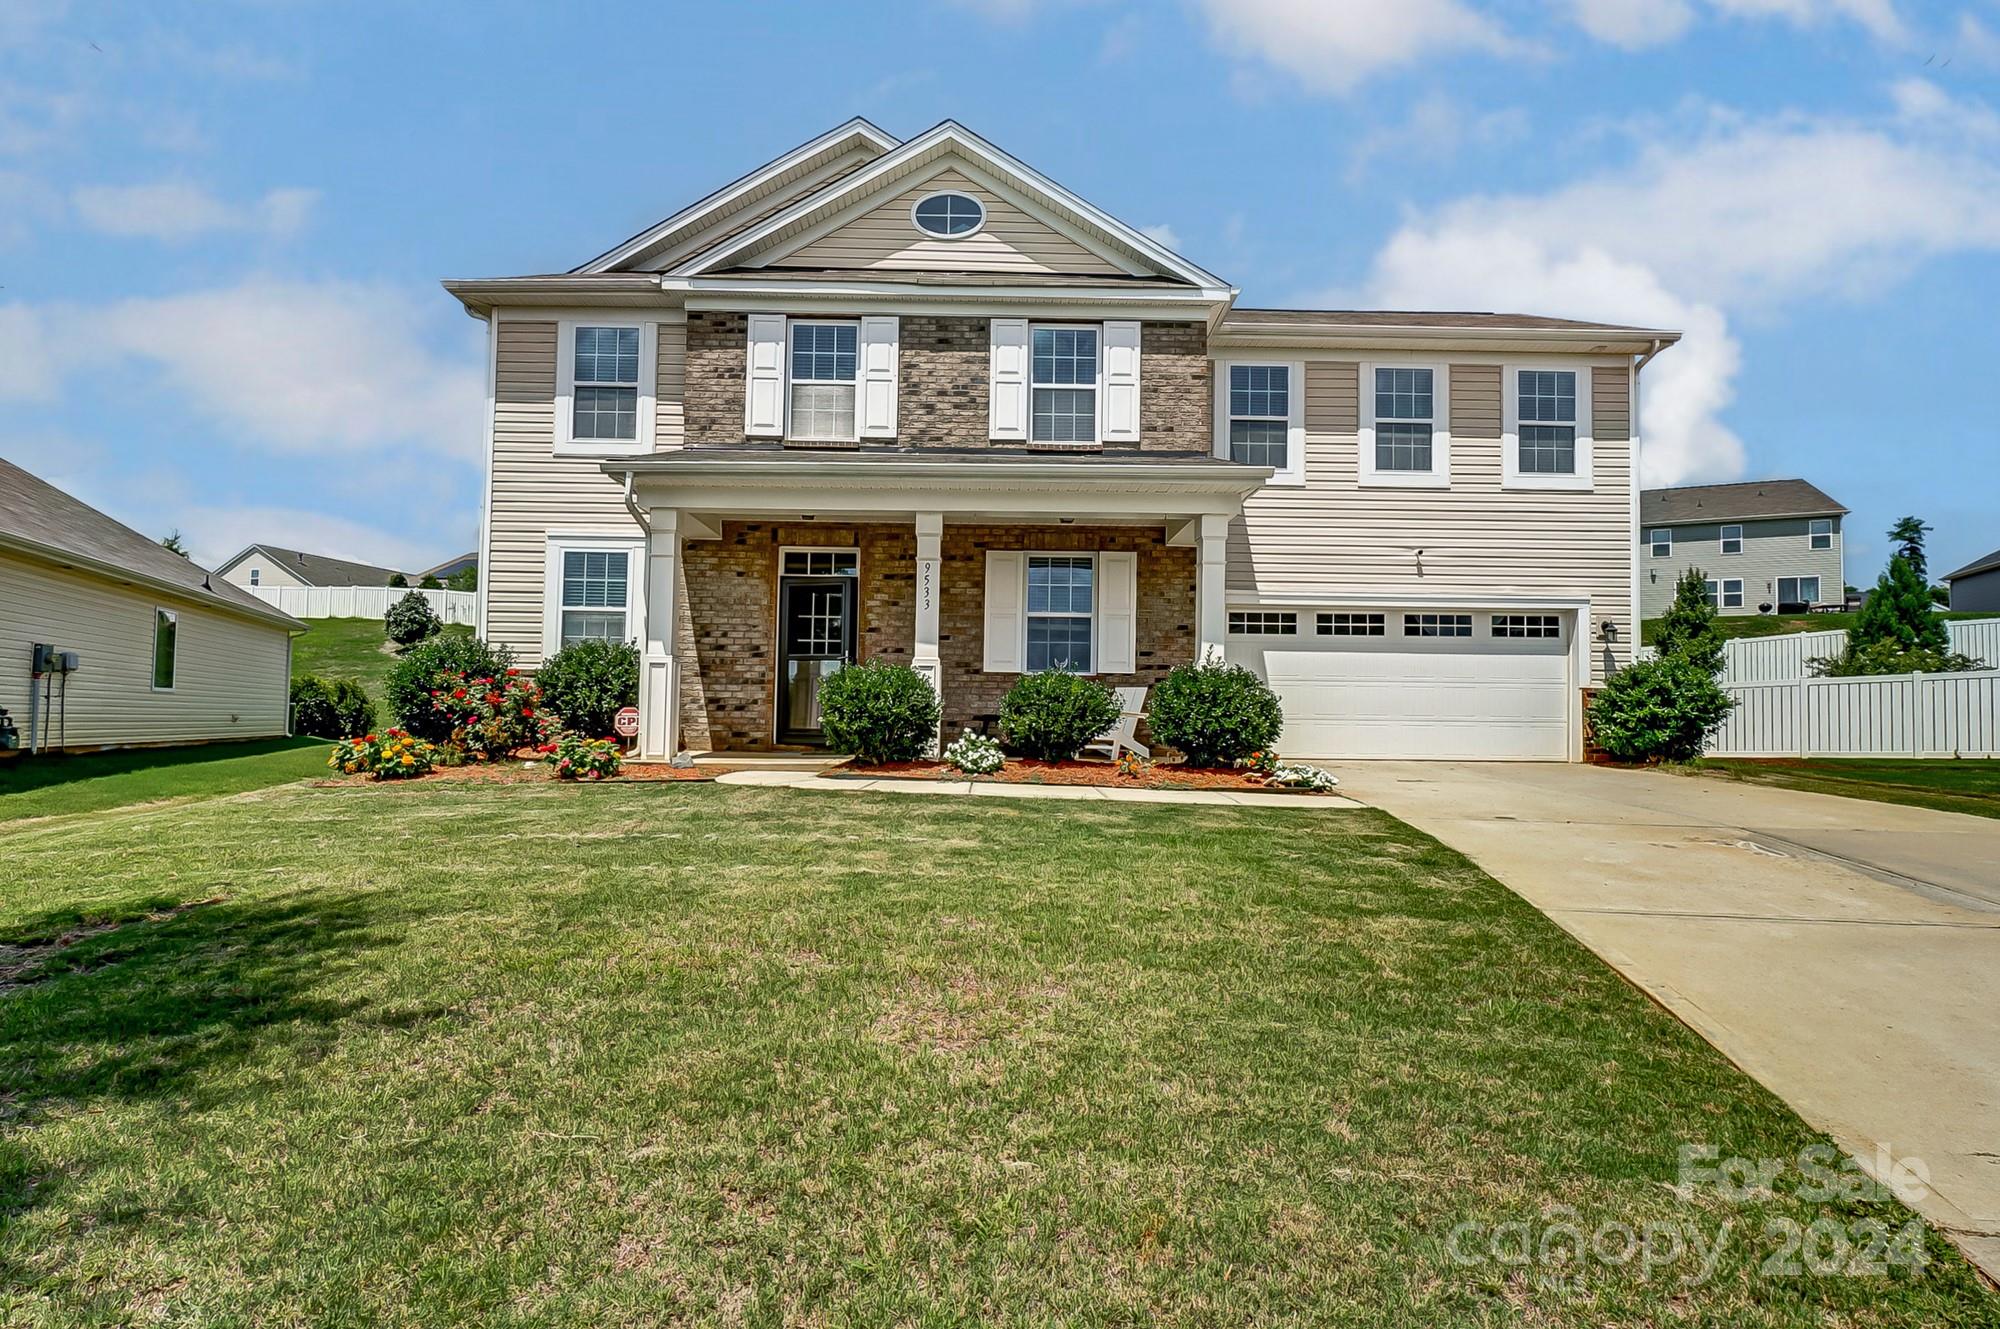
<box><xmin>613</xmin><ymin>451</ymin><xmax>1265</xmax><ymax>760</ymax></box>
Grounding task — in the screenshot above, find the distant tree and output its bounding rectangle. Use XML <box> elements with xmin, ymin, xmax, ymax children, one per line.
<box><xmin>388</xmin><ymin>572</ymin><xmax>409</xmax><ymax>588</ymax></box>
<box><xmin>446</xmin><ymin>565</ymin><xmax>478</xmax><ymax>592</ymax></box>
<box><xmin>160</xmin><ymin>530</ymin><xmax>190</xmax><ymax>558</ymax></box>
<box><xmin>418</xmin><ymin>573</ymin><xmax>443</xmax><ymax>590</ymax></box>
<box><xmin>1930</xmin><ymin>584</ymin><xmax>1951</xmax><ymax>607</ymax></box>
<box><xmin>1812</xmin><ymin>517</ymin><xmax>1982</xmax><ymax>675</ymax></box>
<box><xmin>1652</xmin><ymin>568</ymin><xmax>1725</xmax><ymax>678</ymax></box>
<box><xmin>1888</xmin><ymin>516</ymin><xmax>1932</xmax><ymax>581</ymax></box>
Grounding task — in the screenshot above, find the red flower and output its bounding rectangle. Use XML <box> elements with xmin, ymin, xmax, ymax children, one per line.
<box><xmin>506</xmin><ymin>668</ymin><xmax>519</xmax><ymax>676</ymax></box>
<box><xmin>452</xmin><ymin>688</ymin><xmax>467</xmax><ymax>700</ymax></box>
<box><xmin>521</xmin><ymin>707</ymin><xmax>534</xmax><ymax>718</ymax></box>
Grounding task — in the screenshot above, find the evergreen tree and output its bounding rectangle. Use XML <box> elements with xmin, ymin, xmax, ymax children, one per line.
<box><xmin>1812</xmin><ymin>516</ymin><xmax>1980</xmax><ymax>675</ymax></box>
<box><xmin>419</xmin><ymin>573</ymin><xmax>443</xmax><ymax>590</ymax></box>
<box><xmin>1653</xmin><ymin>567</ymin><xmax>1725</xmax><ymax>678</ymax></box>
<box><xmin>388</xmin><ymin>572</ymin><xmax>409</xmax><ymax>588</ymax></box>
<box><xmin>160</xmin><ymin>530</ymin><xmax>189</xmax><ymax>558</ymax></box>
<box><xmin>1888</xmin><ymin>516</ymin><xmax>1931</xmax><ymax>581</ymax></box>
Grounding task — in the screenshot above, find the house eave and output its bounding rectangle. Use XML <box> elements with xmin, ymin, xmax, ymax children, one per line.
<box><xmin>606</xmin><ymin>453</ymin><xmax>1271</xmax><ymax>505</ymax></box>
<box><xmin>0</xmin><ymin>531</ymin><xmax>305</xmax><ymax>632</ymax></box>
<box><xmin>1209</xmin><ymin>323</ymin><xmax>1682</xmax><ymax>356</ymax></box>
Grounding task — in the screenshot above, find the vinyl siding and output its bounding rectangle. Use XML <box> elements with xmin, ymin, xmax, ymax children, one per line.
<box><xmin>0</xmin><ymin>551</ymin><xmax>290</xmax><ymax>748</ymax></box>
<box><xmin>485</xmin><ymin>317</ymin><xmax>683</xmax><ymax>666</ymax></box>
<box><xmin>217</xmin><ymin>555</ymin><xmax>309</xmax><ymax>591</ymax></box>
<box><xmin>1639</xmin><ymin>516</ymin><xmax>1844</xmax><ymax>617</ymax></box>
<box><xmin>770</xmin><ymin>170</ymin><xmax>1127</xmax><ymax>276</ymax></box>
<box><xmin>1227</xmin><ymin>357</ymin><xmax>1637</xmax><ymax>683</ymax></box>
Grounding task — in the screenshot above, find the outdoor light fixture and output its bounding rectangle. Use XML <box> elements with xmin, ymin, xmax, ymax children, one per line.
<box><xmin>1599</xmin><ymin>620</ymin><xmax>1619</xmax><ymax>643</ymax></box>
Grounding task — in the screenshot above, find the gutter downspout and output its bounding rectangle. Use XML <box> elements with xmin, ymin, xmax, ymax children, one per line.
<box><xmin>622</xmin><ymin>470</ymin><xmax>651</xmax><ymax>533</ymax></box>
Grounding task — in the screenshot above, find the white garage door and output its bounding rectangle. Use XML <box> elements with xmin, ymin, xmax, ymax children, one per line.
<box><xmin>1225</xmin><ymin>608</ymin><xmax>1575</xmax><ymax>761</ymax></box>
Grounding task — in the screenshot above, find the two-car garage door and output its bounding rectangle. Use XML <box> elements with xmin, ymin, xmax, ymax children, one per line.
<box><xmin>1224</xmin><ymin>608</ymin><xmax>1576</xmax><ymax>761</ymax></box>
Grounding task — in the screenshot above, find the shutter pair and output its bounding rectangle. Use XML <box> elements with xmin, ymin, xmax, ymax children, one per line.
<box><xmin>989</xmin><ymin>319</ymin><xmax>1142</xmax><ymax>444</ymax></box>
<box><xmin>982</xmin><ymin>550</ymin><xmax>1138</xmax><ymax>673</ymax></box>
<box><xmin>744</xmin><ymin>314</ymin><xmax>899</xmax><ymax>439</ymax></box>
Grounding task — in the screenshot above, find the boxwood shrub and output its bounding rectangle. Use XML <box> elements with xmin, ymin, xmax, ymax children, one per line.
<box><xmin>1588</xmin><ymin>655</ymin><xmax>1735</xmax><ymax>763</ymax></box>
<box><xmin>384</xmin><ymin>591</ymin><xmax>442</xmax><ymax>647</ymax></box>
<box><xmin>536</xmin><ymin>638</ymin><xmax>640</xmax><ymax>738</ymax></box>
<box><xmin>386</xmin><ymin>634</ymin><xmax>514</xmax><ymax>740</ymax></box>
<box><xmin>1146</xmin><ymin>661</ymin><xmax>1283</xmax><ymax>768</ymax></box>
<box><xmin>290</xmin><ymin>674</ymin><xmax>376</xmax><ymax>738</ymax></box>
<box><xmin>998</xmin><ymin>669</ymin><xmax>1121</xmax><ymax>762</ymax></box>
<box><xmin>817</xmin><ymin>660</ymin><xmax>941</xmax><ymax>765</ymax></box>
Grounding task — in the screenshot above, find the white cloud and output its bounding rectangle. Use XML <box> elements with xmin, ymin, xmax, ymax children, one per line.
<box><xmin>0</xmin><ymin>304</ymin><xmax>56</xmax><ymax>398</ymax></box>
<box><xmin>1193</xmin><ymin>0</ymin><xmax>1526</xmax><ymax>95</ymax></box>
<box><xmin>171</xmin><ymin>503</ymin><xmax>469</xmax><ymax>576</ymax></box>
<box><xmin>1568</xmin><ymin>0</ymin><xmax>1696</xmax><ymax>48</ymax></box>
<box><xmin>1958</xmin><ymin>12</ymin><xmax>2000</xmax><ymax>68</ymax></box>
<box><xmin>1139</xmin><ymin>222</ymin><xmax>1183</xmax><ymax>250</ymax></box>
<box><xmin>1347</xmin><ymin>95</ymin><xmax>1530</xmax><ymax>179</ymax></box>
<box><xmin>71</xmin><ymin>182</ymin><xmax>319</xmax><ymax>242</ymax></box>
<box><xmin>1707</xmin><ymin>0</ymin><xmax>1904</xmax><ymax>42</ymax></box>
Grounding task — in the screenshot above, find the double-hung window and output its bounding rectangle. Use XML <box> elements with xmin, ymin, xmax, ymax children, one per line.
<box><xmin>1505</xmin><ymin>365</ymin><xmax>1592</xmax><ymax>488</ymax></box>
<box><xmin>558</xmin><ymin>549</ymin><xmax>632</xmax><ymax>646</ymax></box>
<box><xmin>1809</xmin><ymin>518</ymin><xmax>1833</xmax><ymax>551</ymax></box>
<box><xmin>1720</xmin><ymin>524</ymin><xmax>1743</xmax><ymax>555</ymax></box>
<box><xmin>1704</xmin><ymin>579</ymin><xmax>1744</xmax><ymax>610</ymax></box>
<box><xmin>1031</xmin><ymin>326</ymin><xmax>1098</xmax><ymax>444</ymax></box>
<box><xmin>1362</xmin><ymin>365</ymin><xmax>1447</xmax><ymax>485</ymax></box>
<box><xmin>1025</xmin><ymin>555</ymin><xmax>1093</xmax><ymax>671</ymax></box>
<box><xmin>558</xmin><ymin>321</ymin><xmax>653</xmax><ymax>453</ymax></box>
<box><xmin>789</xmin><ymin>321</ymin><xmax>858</xmax><ymax>442</ymax></box>
<box><xmin>1650</xmin><ymin>528</ymin><xmax>1672</xmax><ymax>558</ymax></box>
<box><xmin>1227</xmin><ymin>365</ymin><xmax>1289</xmax><ymax>467</ymax></box>
<box><xmin>151</xmin><ymin>608</ymin><xmax>177</xmax><ymax>690</ymax></box>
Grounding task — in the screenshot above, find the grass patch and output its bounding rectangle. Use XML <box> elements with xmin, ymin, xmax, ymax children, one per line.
<box><xmin>0</xmin><ymin>737</ymin><xmax>330</xmax><ymax>823</ymax></box>
<box><xmin>290</xmin><ymin>616</ymin><xmax>473</xmax><ymax>715</ymax></box>
<box><xmin>1641</xmin><ymin>610</ymin><xmax>1995</xmax><ymax>645</ymax></box>
<box><xmin>0</xmin><ymin>783</ymin><xmax>1989</xmax><ymax>1324</ymax></box>
<box><xmin>1695</xmin><ymin>757</ymin><xmax>2000</xmax><ymax>819</ymax></box>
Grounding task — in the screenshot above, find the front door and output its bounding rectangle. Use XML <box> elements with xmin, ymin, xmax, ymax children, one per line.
<box><xmin>778</xmin><ymin>577</ymin><xmax>855</xmax><ymax>743</ymax></box>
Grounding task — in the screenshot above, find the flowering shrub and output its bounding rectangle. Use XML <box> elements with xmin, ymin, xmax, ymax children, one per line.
<box><xmin>1243</xmin><ymin>749</ymin><xmax>1279</xmax><ymax>776</ymax></box>
<box><xmin>329</xmin><ymin>729</ymin><xmax>438</xmax><ymax>780</ymax></box>
<box><xmin>384</xmin><ymin>591</ymin><xmax>442</xmax><ymax>647</ymax></box>
<box><xmin>427</xmin><ymin>669</ymin><xmax>554</xmax><ymax>759</ymax></box>
<box><xmin>542</xmin><ymin>730</ymin><xmax>622</xmax><ymax>781</ymax></box>
<box><xmin>1114</xmin><ymin>750</ymin><xmax>1152</xmax><ymax>778</ymax></box>
<box><xmin>1267</xmin><ymin>762</ymin><xmax>1340</xmax><ymax>792</ymax></box>
<box><xmin>386</xmin><ymin>635</ymin><xmax>515</xmax><ymax>739</ymax></box>
<box><xmin>943</xmin><ymin>731</ymin><xmax>1004</xmax><ymax>775</ymax></box>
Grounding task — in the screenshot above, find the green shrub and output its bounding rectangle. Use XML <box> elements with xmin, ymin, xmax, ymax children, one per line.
<box><xmin>998</xmin><ymin>669</ymin><xmax>1121</xmax><ymax>762</ymax></box>
<box><xmin>536</xmin><ymin>639</ymin><xmax>640</xmax><ymax>737</ymax></box>
<box><xmin>817</xmin><ymin>661</ymin><xmax>940</xmax><ymax>764</ymax></box>
<box><xmin>1589</xmin><ymin>655</ymin><xmax>1735</xmax><ymax>763</ymax></box>
<box><xmin>291</xmin><ymin>675</ymin><xmax>376</xmax><ymax>738</ymax></box>
<box><xmin>544</xmin><ymin>730</ymin><xmax>622</xmax><ymax>781</ymax></box>
<box><xmin>1654</xmin><ymin>568</ymin><xmax>1725</xmax><ymax>677</ymax></box>
<box><xmin>1145</xmin><ymin>661</ymin><xmax>1283</xmax><ymax>768</ymax></box>
<box><xmin>386</xmin><ymin>634</ymin><xmax>514</xmax><ymax>740</ymax></box>
<box><xmin>1809</xmin><ymin>640</ymin><xmax>1985</xmax><ymax>678</ymax></box>
<box><xmin>384</xmin><ymin>591</ymin><xmax>441</xmax><ymax>647</ymax></box>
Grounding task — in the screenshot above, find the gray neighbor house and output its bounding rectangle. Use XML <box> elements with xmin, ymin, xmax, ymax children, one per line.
<box><xmin>1943</xmin><ymin>547</ymin><xmax>2000</xmax><ymax>613</ymax></box>
<box><xmin>1640</xmin><ymin>479</ymin><xmax>1846</xmax><ymax>618</ymax></box>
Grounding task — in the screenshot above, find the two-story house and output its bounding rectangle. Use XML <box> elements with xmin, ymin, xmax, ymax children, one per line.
<box><xmin>445</xmin><ymin>120</ymin><xmax>1678</xmax><ymax>762</ymax></box>
<box><xmin>1639</xmin><ymin>479</ymin><xmax>1846</xmax><ymax>619</ymax></box>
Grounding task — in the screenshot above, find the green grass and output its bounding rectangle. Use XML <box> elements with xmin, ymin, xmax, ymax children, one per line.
<box><xmin>0</xmin><ymin>737</ymin><xmax>330</xmax><ymax>823</ymax></box>
<box><xmin>289</xmin><ymin>617</ymin><xmax>473</xmax><ymax>715</ymax></box>
<box><xmin>1695</xmin><ymin>758</ymin><xmax>2000</xmax><ymax>819</ymax></box>
<box><xmin>1641</xmin><ymin>610</ymin><xmax>1995</xmax><ymax>645</ymax></box>
<box><xmin>1</xmin><ymin>783</ymin><xmax>1989</xmax><ymax>1325</ymax></box>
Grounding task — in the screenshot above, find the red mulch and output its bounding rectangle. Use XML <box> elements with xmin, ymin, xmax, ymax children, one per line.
<box><xmin>314</xmin><ymin>755</ymin><xmax>713</xmax><ymax>788</ymax></box>
<box><xmin>840</xmin><ymin>757</ymin><xmax>1318</xmax><ymax>793</ymax></box>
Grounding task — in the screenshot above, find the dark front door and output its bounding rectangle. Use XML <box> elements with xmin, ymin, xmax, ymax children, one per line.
<box><xmin>778</xmin><ymin>577</ymin><xmax>855</xmax><ymax>743</ymax></box>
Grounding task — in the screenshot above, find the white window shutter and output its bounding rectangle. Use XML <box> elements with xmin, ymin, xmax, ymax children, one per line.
<box><xmin>989</xmin><ymin>318</ymin><xmax>1030</xmax><ymax>441</ymax></box>
<box><xmin>1101</xmin><ymin>320</ymin><xmax>1142</xmax><ymax>444</ymax></box>
<box><xmin>1097</xmin><ymin>551</ymin><xmax>1137</xmax><ymax>673</ymax></box>
<box><xmin>744</xmin><ymin>313</ymin><xmax>786</xmax><ymax>437</ymax></box>
<box><xmin>858</xmin><ymin>315</ymin><xmax>899</xmax><ymax>439</ymax></box>
<box><xmin>983</xmin><ymin>550</ymin><xmax>1024</xmax><ymax>672</ymax></box>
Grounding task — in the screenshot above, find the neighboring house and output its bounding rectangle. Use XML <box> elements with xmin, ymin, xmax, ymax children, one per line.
<box><xmin>445</xmin><ymin>119</ymin><xmax>1678</xmax><ymax>762</ymax></box>
<box><xmin>0</xmin><ymin>457</ymin><xmax>301</xmax><ymax>753</ymax></box>
<box><xmin>214</xmin><ymin>543</ymin><xmax>406</xmax><ymax>591</ymax></box>
<box><xmin>1943</xmin><ymin>548</ymin><xmax>2000</xmax><ymax>613</ymax></box>
<box><xmin>420</xmin><ymin>552</ymin><xmax>478</xmax><ymax>583</ymax></box>
<box><xmin>1639</xmin><ymin>479</ymin><xmax>1846</xmax><ymax>618</ymax></box>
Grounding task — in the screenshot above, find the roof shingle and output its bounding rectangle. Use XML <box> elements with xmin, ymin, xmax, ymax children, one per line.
<box><xmin>1641</xmin><ymin>479</ymin><xmax>1848</xmax><ymax>525</ymax></box>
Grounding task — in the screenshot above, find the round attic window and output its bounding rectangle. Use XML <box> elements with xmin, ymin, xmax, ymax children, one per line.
<box><xmin>911</xmin><ymin>190</ymin><xmax>985</xmax><ymax>238</ymax></box>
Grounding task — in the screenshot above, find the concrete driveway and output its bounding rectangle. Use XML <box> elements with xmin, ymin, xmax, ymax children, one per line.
<box><xmin>1337</xmin><ymin>761</ymin><xmax>2000</xmax><ymax>1280</ymax></box>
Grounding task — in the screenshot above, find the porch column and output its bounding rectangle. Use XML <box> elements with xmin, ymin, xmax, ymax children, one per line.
<box><xmin>1196</xmin><ymin>512</ymin><xmax>1230</xmax><ymax>664</ymax></box>
<box><xmin>639</xmin><ymin>507</ymin><xmax>682</xmax><ymax>762</ymax></box>
<box><xmin>913</xmin><ymin>511</ymin><xmax>943</xmax><ymax>752</ymax></box>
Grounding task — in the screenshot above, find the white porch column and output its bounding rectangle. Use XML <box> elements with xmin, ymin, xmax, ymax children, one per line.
<box><xmin>913</xmin><ymin>511</ymin><xmax>944</xmax><ymax>751</ymax></box>
<box><xmin>639</xmin><ymin>507</ymin><xmax>682</xmax><ymax>762</ymax></box>
<box><xmin>1196</xmin><ymin>512</ymin><xmax>1230</xmax><ymax>664</ymax></box>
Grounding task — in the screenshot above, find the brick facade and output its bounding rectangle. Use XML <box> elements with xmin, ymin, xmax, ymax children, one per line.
<box><xmin>684</xmin><ymin>310</ymin><xmax>748</xmax><ymax>445</ymax></box>
<box><xmin>1137</xmin><ymin>321</ymin><xmax>1210</xmax><ymax>453</ymax></box>
<box><xmin>677</xmin><ymin>520</ymin><xmax>1194</xmax><ymax>751</ymax></box>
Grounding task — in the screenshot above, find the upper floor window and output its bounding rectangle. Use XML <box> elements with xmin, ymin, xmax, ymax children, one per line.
<box><xmin>1374</xmin><ymin>368</ymin><xmax>1434</xmax><ymax>473</ymax></box>
<box><xmin>1809</xmin><ymin>518</ymin><xmax>1833</xmax><ymax>551</ymax></box>
<box><xmin>911</xmin><ymin>191</ymin><xmax>984</xmax><ymax>238</ymax></box>
<box><xmin>1720</xmin><ymin>524</ymin><xmax>1742</xmax><ymax>555</ymax></box>
<box><xmin>248</xmin><ymin>568</ymin><xmax>260</xmax><ymax>586</ymax></box>
<box><xmin>1650</xmin><ymin>528</ymin><xmax>1672</xmax><ymax>558</ymax></box>
<box><xmin>1516</xmin><ymin>370</ymin><xmax>1576</xmax><ymax>474</ymax></box>
<box><xmin>1031</xmin><ymin>326</ymin><xmax>1098</xmax><ymax>444</ymax></box>
<box><xmin>789</xmin><ymin>321</ymin><xmax>858</xmax><ymax>442</ymax></box>
<box><xmin>572</xmin><ymin>326</ymin><xmax>639</xmax><ymax>441</ymax></box>
<box><xmin>1227</xmin><ymin>365</ymin><xmax>1289</xmax><ymax>468</ymax></box>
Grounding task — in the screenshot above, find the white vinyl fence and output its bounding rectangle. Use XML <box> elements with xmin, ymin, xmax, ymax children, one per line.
<box><xmin>1709</xmin><ymin>671</ymin><xmax>2000</xmax><ymax>758</ymax></box>
<box><xmin>1718</xmin><ymin>619</ymin><xmax>2000</xmax><ymax>684</ymax></box>
<box><xmin>246</xmin><ymin>584</ymin><xmax>477</xmax><ymax>624</ymax></box>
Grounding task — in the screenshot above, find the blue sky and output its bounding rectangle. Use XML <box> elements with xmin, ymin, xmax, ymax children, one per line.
<box><xmin>4</xmin><ymin>0</ymin><xmax>1998</xmax><ymax>582</ymax></box>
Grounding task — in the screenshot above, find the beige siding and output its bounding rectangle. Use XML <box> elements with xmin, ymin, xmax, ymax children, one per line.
<box><xmin>0</xmin><ymin>552</ymin><xmax>290</xmax><ymax>748</ymax></box>
<box><xmin>771</xmin><ymin>170</ymin><xmax>1127</xmax><ymax>275</ymax></box>
<box><xmin>1593</xmin><ymin>366</ymin><xmax>1631</xmax><ymax>442</ymax></box>
<box><xmin>1228</xmin><ymin>357</ymin><xmax>1638</xmax><ymax>682</ymax></box>
<box><xmin>217</xmin><ymin>553</ymin><xmax>309</xmax><ymax>592</ymax></box>
<box><xmin>1639</xmin><ymin>517</ymin><xmax>1845</xmax><ymax>617</ymax></box>
<box><xmin>656</xmin><ymin>320</ymin><xmax>686</xmax><ymax>448</ymax></box>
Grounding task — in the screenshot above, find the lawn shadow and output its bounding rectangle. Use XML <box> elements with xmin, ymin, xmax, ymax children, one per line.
<box><xmin>0</xmin><ymin>888</ymin><xmax>398</xmax><ymax>1257</ymax></box>
<box><xmin>0</xmin><ymin>737</ymin><xmax>324</xmax><ymax>797</ymax></box>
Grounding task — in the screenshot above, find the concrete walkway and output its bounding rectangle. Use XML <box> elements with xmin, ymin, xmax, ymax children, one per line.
<box><xmin>713</xmin><ymin>768</ymin><xmax>1361</xmax><ymax>809</ymax></box>
<box><xmin>1336</xmin><ymin>761</ymin><xmax>2000</xmax><ymax>1280</ymax></box>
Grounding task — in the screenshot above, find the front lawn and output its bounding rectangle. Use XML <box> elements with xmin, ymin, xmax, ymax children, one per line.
<box><xmin>0</xmin><ymin>737</ymin><xmax>330</xmax><ymax>823</ymax></box>
<box><xmin>1695</xmin><ymin>758</ymin><xmax>2000</xmax><ymax>820</ymax></box>
<box><xmin>289</xmin><ymin>616</ymin><xmax>473</xmax><ymax>715</ymax></box>
<box><xmin>1641</xmin><ymin>610</ymin><xmax>1995</xmax><ymax>645</ymax></box>
<box><xmin>2</xmin><ymin>783</ymin><xmax>1988</xmax><ymax>1324</ymax></box>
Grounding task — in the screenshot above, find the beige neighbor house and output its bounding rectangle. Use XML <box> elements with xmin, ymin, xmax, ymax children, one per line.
<box><xmin>214</xmin><ymin>543</ymin><xmax>407</xmax><ymax>592</ymax></box>
<box><xmin>0</xmin><ymin>457</ymin><xmax>301</xmax><ymax>753</ymax></box>
<box><xmin>1639</xmin><ymin>479</ymin><xmax>1847</xmax><ymax>619</ymax></box>
<box><xmin>445</xmin><ymin>119</ymin><xmax>1679</xmax><ymax>763</ymax></box>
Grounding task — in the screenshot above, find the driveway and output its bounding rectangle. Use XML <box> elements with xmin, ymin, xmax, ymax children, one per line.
<box><xmin>1337</xmin><ymin>761</ymin><xmax>2000</xmax><ymax>1280</ymax></box>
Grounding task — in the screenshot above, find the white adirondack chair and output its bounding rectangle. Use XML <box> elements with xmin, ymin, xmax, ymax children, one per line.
<box><xmin>1084</xmin><ymin>686</ymin><xmax>1151</xmax><ymax>762</ymax></box>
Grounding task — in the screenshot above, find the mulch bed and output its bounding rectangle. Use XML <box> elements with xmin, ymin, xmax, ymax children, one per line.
<box><xmin>314</xmin><ymin>755</ymin><xmax>713</xmax><ymax>788</ymax></box>
<box><xmin>837</xmin><ymin>758</ymin><xmax>1329</xmax><ymax>794</ymax></box>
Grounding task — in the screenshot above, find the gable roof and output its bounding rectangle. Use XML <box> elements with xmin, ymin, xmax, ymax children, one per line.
<box><xmin>1943</xmin><ymin>548</ymin><xmax>2000</xmax><ymax>583</ymax></box>
<box><xmin>421</xmin><ymin>551</ymin><xmax>478</xmax><ymax>580</ymax></box>
<box><xmin>0</xmin><ymin>458</ymin><xmax>300</xmax><ymax>630</ymax></box>
<box><xmin>673</xmin><ymin>121</ymin><xmax>1230</xmax><ymax>291</ymax></box>
<box><xmin>1641</xmin><ymin>479</ymin><xmax>1848</xmax><ymax>526</ymax></box>
<box><xmin>218</xmin><ymin>543</ymin><xmax>407</xmax><ymax>588</ymax></box>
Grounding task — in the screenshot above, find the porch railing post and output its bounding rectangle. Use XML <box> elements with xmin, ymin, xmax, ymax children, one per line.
<box><xmin>639</xmin><ymin>507</ymin><xmax>683</xmax><ymax>763</ymax></box>
<box><xmin>913</xmin><ymin>512</ymin><xmax>944</xmax><ymax>755</ymax></box>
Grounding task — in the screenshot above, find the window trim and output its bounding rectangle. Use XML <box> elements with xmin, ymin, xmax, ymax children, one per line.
<box><xmin>1704</xmin><ymin>578</ymin><xmax>1745</xmax><ymax>610</ymax></box>
<box><xmin>1360</xmin><ymin>361</ymin><xmax>1451</xmax><ymax>488</ymax></box>
<box><xmin>909</xmin><ymin>189</ymin><xmax>987</xmax><ymax>240</ymax></box>
<box><xmin>151</xmin><ymin>606</ymin><xmax>177</xmax><ymax>692</ymax></box>
<box><xmin>554</xmin><ymin>318</ymin><xmax>658</xmax><ymax>457</ymax></box>
<box><xmin>542</xmin><ymin>532</ymin><xmax>646</xmax><ymax>659</ymax></box>
<box><xmin>1501</xmin><ymin>363</ymin><xmax>1594</xmax><ymax>491</ymax></box>
<box><xmin>1720</xmin><ymin>524</ymin><xmax>1743</xmax><ymax>556</ymax></box>
<box><xmin>785</xmin><ymin>318</ymin><xmax>862</xmax><ymax>444</ymax></box>
<box><xmin>1809</xmin><ymin>518</ymin><xmax>1833</xmax><ymax>551</ymax></box>
<box><xmin>1023</xmin><ymin>550</ymin><xmax>1098</xmax><ymax>674</ymax></box>
<box><xmin>1027</xmin><ymin>322</ymin><xmax>1102</xmax><ymax>447</ymax></box>
<box><xmin>1649</xmin><ymin>528</ymin><xmax>1672</xmax><ymax>558</ymax></box>
<box><xmin>1213</xmin><ymin>359</ymin><xmax>1306</xmax><ymax>485</ymax></box>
